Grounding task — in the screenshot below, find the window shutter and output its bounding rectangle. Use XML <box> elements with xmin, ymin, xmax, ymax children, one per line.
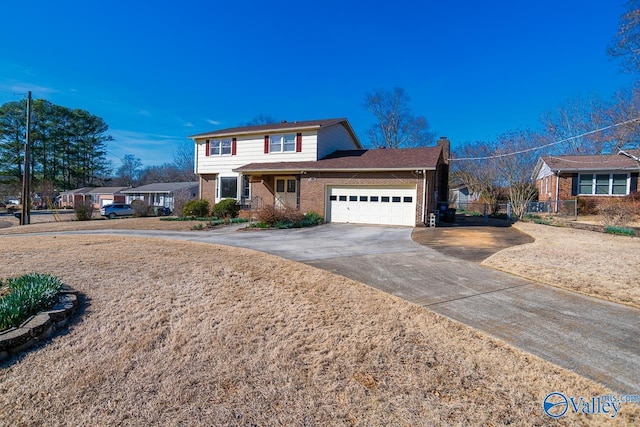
<box><xmin>264</xmin><ymin>135</ymin><xmax>269</xmax><ymax>153</ymax></box>
<box><xmin>232</xmin><ymin>137</ymin><xmax>237</xmax><ymax>155</ymax></box>
<box><xmin>296</xmin><ymin>133</ymin><xmax>302</xmax><ymax>152</ymax></box>
<box><xmin>631</xmin><ymin>172</ymin><xmax>639</xmax><ymax>193</ymax></box>
<box><xmin>205</xmin><ymin>140</ymin><xmax>210</xmax><ymax>157</ymax></box>
<box><xmin>570</xmin><ymin>173</ymin><xmax>578</xmax><ymax>196</ymax></box>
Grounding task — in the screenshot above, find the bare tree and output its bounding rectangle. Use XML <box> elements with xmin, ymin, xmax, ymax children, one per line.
<box><xmin>541</xmin><ymin>96</ymin><xmax>611</xmax><ymax>155</ymax></box>
<box><xmin>172</xmin><ymin>140</ymin><xmax>197</xmax><ymax>181</ymax></box>
<box><xmin>452</xmin><ymin>129</ymin><xmax>542</xmax><ymax>218</ymax></box>
<box><xmin>601</xmin><ymin>85</ymin><xmax>640</xmax><ymax>150</ymax></box>
<box><xmin>363</xmin><ymin>87</ymin><xmax>435</xmax><ymax>148</ymax></box>
<box><xmin>242</xmin><ymin>114</ymin><xmax>279</xmax><ymax>126</ymax></box>
<box><xmin>493</xmin><ymin>130</ymin><xmax>541</xmax><ymax>218</ymax></box>
<box><xmin>172</xmin><ymin>187</ymin><xmax>196</xmax><ymax>216</ymax></box>
<box><xmin>116</xmin><ymin>154</ymin><xmax>142</xmax><ymax>187</ymax></box>
<box><xmin>608</xmin><ymin>0</ymin><xmax>640</xmax><ymax>74</ymax></box>
<box><xmin>451</xmin><ymin>141</ymin><xmax>504</xmax><ymax>215</ymax></box>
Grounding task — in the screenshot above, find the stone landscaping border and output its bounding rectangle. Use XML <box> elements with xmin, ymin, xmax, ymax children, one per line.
<box><xmin>0</xmin><ymin>286</ymin><xmax>78</xmax><ymax>361</ymax></box>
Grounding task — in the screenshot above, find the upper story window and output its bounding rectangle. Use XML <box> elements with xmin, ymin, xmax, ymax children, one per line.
<box><xmin>578</xmin><ymin>173</ymin><xmax>629</xmax><ymax>195</ymax></box>
<box><xmin>269</xmin><ymin>134</ymin><xmax>296</xmax><ymax>153</ymax></box>
<box><xmin>209</xmin><ymin>139</ymin><xmax>232</xmax><ymax>156</ymax></box>
<box><xmin>205</xmin><ymin>138</ymin><xmax>237</xmax><ymax>157</ymax></box>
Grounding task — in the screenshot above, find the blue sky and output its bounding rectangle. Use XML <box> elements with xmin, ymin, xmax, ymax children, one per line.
<box><xmin>0</xmin><ymin>0</ymin><xmax>635</xmax><ymax>168</ymax></box>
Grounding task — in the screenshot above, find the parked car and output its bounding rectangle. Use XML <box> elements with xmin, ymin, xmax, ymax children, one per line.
<box><xmin>100</xmin><ymin>203</ymin><xmax>134</xmax><ymax>219</ymax></box>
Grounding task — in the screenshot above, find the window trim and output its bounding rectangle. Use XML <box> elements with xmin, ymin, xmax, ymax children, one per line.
<box><xmin>268</xmin><ymin>133</ymin><xmax>297</xmax><ymax>153</ymax></box>
<box><xmin>218</xmin><ymin>176</ymin><xmax>238</xmax><ymax>199</ymax></box>
<box><xmin>577</xmin><ymin>172</ymin><xmax>630</xmax><ymax>196</ymax></box>
<box><xmin>209</xmin><ymin>138</ymin><xmax>233</xmax><ymax>156</ymax></box>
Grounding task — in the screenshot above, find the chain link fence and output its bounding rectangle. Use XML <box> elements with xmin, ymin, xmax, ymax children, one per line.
<box><xmin>453</xmin><ymin>199</ymin><xmax>579</xmax><ymax>221</ymax></box>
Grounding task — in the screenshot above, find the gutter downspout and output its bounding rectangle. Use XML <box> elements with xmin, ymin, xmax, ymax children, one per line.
<box><xmin>555</xmin><ymin>170</ymin><xmax>560</xmax><ymax>213</ymax></box>
<box><xmin>194</xmin><ymin>139</ymin><xmax>203</xmax><ymax>200</ymax></box>
<box><xmin>422</xmin><ymin>170</ymin><xmax>427</xmax><ymax>224</ymax></box>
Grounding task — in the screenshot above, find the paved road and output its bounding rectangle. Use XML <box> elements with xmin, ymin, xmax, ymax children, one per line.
<box><xmin>21</xmin><ymin>224</ymin><xmax>640</xmax><ymax>395</ymax></box>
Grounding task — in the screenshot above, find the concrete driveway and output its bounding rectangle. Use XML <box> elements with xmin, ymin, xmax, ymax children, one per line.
<box><xmin>48</xmin><ymin>224</ymin><xmax>640</xmax><ymax>394</ymax></box>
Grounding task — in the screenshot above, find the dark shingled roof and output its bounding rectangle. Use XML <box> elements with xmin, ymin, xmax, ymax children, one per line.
<box><xmin>121</xmin><ymin>182</ymin><xmax>199</xmax><ymax>194</ymax></box>
<box><xmin>541</xmin><ymin>151</ymin><xmax>640</xmax><ymax>171</ymax></box>
<box><xmin>234</xmin><ymin>146</ymin><xmax>444</xmax><ymax>173</ymax></box>
<box><xmin>188</xmin><ymin>118</ymin><xmax>349</xmax><ymax>138</ymax></box>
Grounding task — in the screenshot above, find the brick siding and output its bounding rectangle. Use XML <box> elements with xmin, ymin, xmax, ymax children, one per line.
<box><xmin>250</xmin><ymin>171</ymin><xmax>438</xmax><ymax>225</ymax></box>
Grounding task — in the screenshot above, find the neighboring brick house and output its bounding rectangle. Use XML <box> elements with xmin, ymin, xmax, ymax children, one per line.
<box><xmin>57</xmin><ymin>187</ymin><xmax>127</xmax><ymax>209</ymax></box>
<box><xmin>190</xmin><ymin>118</ymin><xmax>450</xmax><ymax>226</ymax></box>
<box><xmin>532</xmin><ymin>152</ymin><xmax>640</xmax><ymax>211</ymax></box>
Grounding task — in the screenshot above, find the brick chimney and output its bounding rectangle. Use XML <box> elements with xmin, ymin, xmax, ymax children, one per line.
<box><xmin>437</xmin><ymin>136</ymin><xmax>450</xmax><ymax>164</ymax></box>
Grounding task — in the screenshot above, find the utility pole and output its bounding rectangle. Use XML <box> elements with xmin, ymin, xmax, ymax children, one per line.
<box><xmin>20</xmin><ymin>91</ymin><xmax>31</xmax><ymax>225</ymax></box>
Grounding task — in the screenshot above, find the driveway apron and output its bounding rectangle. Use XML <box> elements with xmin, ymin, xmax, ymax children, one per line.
<box><xmin>48</xmin><ymin>224</ymin><xmax>640</xmax><ymax>395</ymax></box>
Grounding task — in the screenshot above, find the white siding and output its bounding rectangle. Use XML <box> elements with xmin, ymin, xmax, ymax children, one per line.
<box><xmin>195</xmin><ymin>132</ymin><xmax>318</xmax><ymax>175</ymax></box>
<box><xmin>317</xmin><ymin>123</ymin><xmax>360</xmax><ymax>159</ymax></box>
<box><xmin>535</xmin><ymin>161</ymin><xmax>553</xmax><ymax>180</ymax></box>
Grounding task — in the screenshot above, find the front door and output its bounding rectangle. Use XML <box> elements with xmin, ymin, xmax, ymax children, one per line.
<box><xmin>275</xmin><ymin>177</ymin><xmax>297</xmax><ymax>208</ymax></box>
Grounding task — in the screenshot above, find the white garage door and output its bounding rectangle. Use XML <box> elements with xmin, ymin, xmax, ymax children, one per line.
<box><xmin>327</xmin><ymin>186</ymin><xmax>417</xmax><ymax>226</ymax></box>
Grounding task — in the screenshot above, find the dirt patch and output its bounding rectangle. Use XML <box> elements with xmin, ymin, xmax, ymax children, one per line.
<box><xmin>412</xmin><ymin>222</ymin><xmax>534</xmax><ymax>262</ymax></box>
<box><xmin>1</xmin><ymin>235</ymin><xmax>636</xmax><ymax>425</ymax></box>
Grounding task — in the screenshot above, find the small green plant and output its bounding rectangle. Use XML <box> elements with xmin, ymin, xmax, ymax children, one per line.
<box><xmin>604</xmin><ymin>226</ymin><xmax>636</xmax><ymax>236</ymax></box>
<box><xmin>192</xmin><ymin>223</ymin><xmax>203</xmax><ymax>230</ymax></box>
<box><xmin>251</xmin><ymin>208</ymin><xmax>323</xmax><ymax>229</ymax></box>
<box><xmin>300</xmin><ymin>211</ymin><xmax>324</xmax><ymax>226</ymax></box>
<box><xmin>522</xmin><ymin>214</ymin><xmax>550</xmax><ymax>225</ymax></box>
<box><xmin>212</xmin><ymin>198</ymin><xmax>240</xmax><ymax>219</ymax></box>
<box><xmin>161</xmin><ymin>216</ymin><xmax>212</xmax><ymax>222</ymax></box>
<box><xmin>182</xmin><ymin>199</ymin><xmax>210</xmax><ymax>217</ymax></box>
<box><xmin>74</xmin><ymin>201</ymin><xmax>94</xmax><ymax>221</ymax></box>
<box><xmin>0</xmin><ymin>273</ymin><xmax>64</xmax><ymax>331</ymax></box>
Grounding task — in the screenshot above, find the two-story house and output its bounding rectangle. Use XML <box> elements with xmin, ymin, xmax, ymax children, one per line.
<box><xmin>189</xmin><ymin>118</ymin><xmax>449</xmax><ymax>226</ymax></box>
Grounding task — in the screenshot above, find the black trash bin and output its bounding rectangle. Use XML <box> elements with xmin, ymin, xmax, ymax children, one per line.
<box><xmin>436</xmin><ymin>202</ymin><xmax>449</xmax><ymax>222</ymax></box>
<box><xmin>445</xmin><ymin>208</ymin><xmax>456</xmax><ymax>223</ymax></box>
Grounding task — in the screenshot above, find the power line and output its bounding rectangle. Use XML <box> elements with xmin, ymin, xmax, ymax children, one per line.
<box><xmin>449</xmin><ymin>117</ymin><xmax>640</xmax><ymax>161</ymax></box>
<box><xmin>0</xmin><ymin>89</ymin><xmax>28</xmax><ymax>96</ymax></box>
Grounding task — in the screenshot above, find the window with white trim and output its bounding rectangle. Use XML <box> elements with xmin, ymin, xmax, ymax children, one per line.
<box><xmin>578</xmin><ymin>173</ymin><xmax>629</xmax><ymax>195</ymax></box>
<box><xmin>209</xmin><ymin>139</ymin><xmax>232</xmax><ymax>156</ymax></box>
<box><xmin>218</xmin><ymin>177</ymin><xmax>238</xmax><ymax>199</ymax></box>
<box><xmin>269</xmin><ymin>134</ymin><xmax>296</xmax><ymax>153</ymax></box>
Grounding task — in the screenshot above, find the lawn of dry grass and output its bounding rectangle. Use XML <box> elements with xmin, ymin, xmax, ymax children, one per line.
<box><xmin>0</xmin><ymin>215</ymin><xmax>205</xmax><ymax>234</ymax></box>
<box><xmin>483</xmin><ymin>221</ymin><xmax>640</xmax><ymax>308</ymax></box>
<box><xmin>0</xmin><ymin>234</ymin><xmax>638</xmax><ymax>426</ymax></box>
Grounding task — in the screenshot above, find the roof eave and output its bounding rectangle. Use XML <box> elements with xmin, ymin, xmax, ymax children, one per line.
<box><xmin>234</xmin><ymin>166</ymin><xmax>437</xmax><ymax>173</ymax></box>
<box><xmin>190</xmin><ymin>124</ymin><xmax>326</xmax><ymax>140</ymax></box>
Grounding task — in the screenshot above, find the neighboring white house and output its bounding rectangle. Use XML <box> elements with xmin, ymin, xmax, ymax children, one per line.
<box><xmin>449</xmin><ymin>181</ymin><xmax>481</xmax><ymax>208</ymax></box>
<box><xmin>121</xmin><ymin>182</ymin><xmax>199</xmax><ymax>212</ymax></box>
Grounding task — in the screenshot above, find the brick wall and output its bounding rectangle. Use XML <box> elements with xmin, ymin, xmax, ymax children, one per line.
<box><xmin>301</xmin><ymin>171</ymin><xmax>432</xmax><ymax>224</ymax></box>
<box><xmin>199</xmin><ymin>174</ymin><xmax>216</xmax><ymax>207</ymax></box>
<box><xmin>250</xmin><ymin>175</ymin><xmax>275</xmax><ymax>209</ymax></box>
<box><xmin>557</xmin><ymin>174</ymin><xmax>574</xmax><ymax>200</ymax></box>
<box><xmin>247</xmin><ymin>171</ymin><xmax>440</xmax><ymax>225</ymax></box>
<box><xmin>537</xmin><ymin>174</ymin><xmax>573</xmax><ymax>202</ymax></box>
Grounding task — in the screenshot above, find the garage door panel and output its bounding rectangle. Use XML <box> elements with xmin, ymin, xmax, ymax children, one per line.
<box><xmin>328</xmin><ymin>186</ymin><xmax>416</xmax><ymax>226</ymax></box>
